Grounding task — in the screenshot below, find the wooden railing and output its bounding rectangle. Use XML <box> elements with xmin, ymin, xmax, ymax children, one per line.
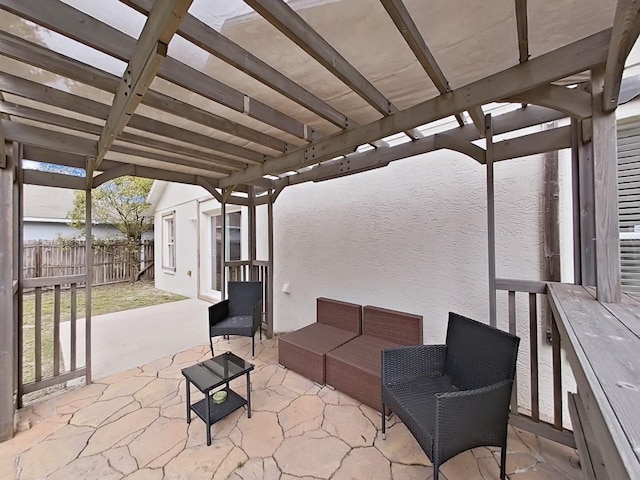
<box><xmin>21</xmin><ymin>274</ymin><xmax>87</xmax><ymax>395</ymax></box>
<box><xmin>495</xmin><ymin>278</ymin><xmax>575</xmax><ymax>447</ymax></box>
<box><xmin>224</xmin><ymin>260</ymin><xmax>271</xmax><ymax>336</ymax></box>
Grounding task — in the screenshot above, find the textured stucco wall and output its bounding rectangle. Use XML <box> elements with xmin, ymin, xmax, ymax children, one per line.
<box><xmin>271</xmin><ymin>147</ymin><xmax>574</xmax><ymax>423</ymax></box>
<box><xmin>154</xmin><ymin>183</ymin><xmax>208</xmax><ymax>297</ymax></box>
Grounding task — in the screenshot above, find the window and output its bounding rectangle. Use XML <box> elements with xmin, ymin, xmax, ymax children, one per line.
<box><xmin>211</xmin><ymin>211</ymin><xmax>241</xmax><ymax>291</ymax></box>
<box><xmin>162</xmin><ymin>212</ymin><xmax>176</xmax><ymax>272</ymax></box>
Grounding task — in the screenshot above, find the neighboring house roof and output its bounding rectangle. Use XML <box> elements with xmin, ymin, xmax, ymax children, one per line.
<box><xmin>23</xmin><ymin>184</ymin><xmax>75</xmax><ymax>222</ymax></box>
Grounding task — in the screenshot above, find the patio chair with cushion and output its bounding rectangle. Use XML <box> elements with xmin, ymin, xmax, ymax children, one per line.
<box><xmin>381</xmin><ymin>312</ymin><xmax>520</xmax><ymax>480</ymax></box>
<box><xmin>208</xmin><ymin>281</ymin><xmax>263</xmax><ymax>357</ymax></box>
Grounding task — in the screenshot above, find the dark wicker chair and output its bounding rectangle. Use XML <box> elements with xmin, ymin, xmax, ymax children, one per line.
<box><xmin>208</xmin><ymin>281</ymin><xmax>263</xmax><ymax>357</ymax></box>
<box><xmin>381</xmin><ymin>312</ymin><xmax>520</xmax><ymax>480</ymax></box>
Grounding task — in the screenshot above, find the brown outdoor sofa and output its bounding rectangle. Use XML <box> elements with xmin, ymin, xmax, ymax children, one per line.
<box><xmin>325</xmin><ymin>305</ymin><xmax>423</xmax><ymax>412</ymax></box>
<box><xmin>278</xmin><ymin>298</ymin><xmax>362</xmax><ymax>384</ymax></box>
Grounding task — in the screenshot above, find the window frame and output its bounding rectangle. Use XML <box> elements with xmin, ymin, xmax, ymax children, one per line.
<box><xmin>161</xmin><ymin>211</ymin><xmax>176</xmax><ymax>273</ymax></box>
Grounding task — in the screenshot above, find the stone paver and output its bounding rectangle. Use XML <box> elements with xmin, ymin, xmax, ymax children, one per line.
<box><xmin>0</xmin><ymin>336</ymin><xmax>582</xmax><ymax>479</ymax></box>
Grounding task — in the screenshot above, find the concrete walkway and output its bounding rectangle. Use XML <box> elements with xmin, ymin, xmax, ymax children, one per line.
<box><xmin>60</xmin><ymin>298</ymin><xmax>211</xmax><ymax>381</ymax></box>
<box><xmin>1</xmin><ymin>336</ymin><xmax>582</xmax><ymax>480</ymax></box>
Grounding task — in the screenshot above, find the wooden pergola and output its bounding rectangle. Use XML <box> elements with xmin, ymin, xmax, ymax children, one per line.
<box><xmin>0</xmin><ymin>0</ymin><xmax>639</xmax><ymax>477</ymax></box>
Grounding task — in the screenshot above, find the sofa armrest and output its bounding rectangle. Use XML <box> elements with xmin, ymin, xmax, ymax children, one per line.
<box><xmin>209</xmin><ymin>300</ymin><xmax>229</xmax><ymax>328</ymax></box>
<box><xmin>253</xmin><ymin>300</ymin><xmax>263</xmax><ymax>331</ymax></box>
<box><xmin>434</xmin><ymin>379</ymin><xmax>513</xmax><ymax>460</ymax></box>
<box><xmin>382</xmin><ymin>345</ymin><xmax>447</xmax><ymax>385</ymax></box>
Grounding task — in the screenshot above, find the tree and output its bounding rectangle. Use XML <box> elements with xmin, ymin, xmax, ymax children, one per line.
<box><xmin>68</xmin><ymin>177</ymin><xmax>154</xmax><ymax>282</ymax></box>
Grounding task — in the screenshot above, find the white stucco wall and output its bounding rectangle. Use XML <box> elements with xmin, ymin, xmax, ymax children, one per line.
<box><xmin>153</xmin><ymin>183</ymin><xmax>207</xmax><ymax>297</ymax></box>
<box><xmin>270</xmin><ymin>147</ymin><xmax>575</xmax><ymax>424</ymax></box>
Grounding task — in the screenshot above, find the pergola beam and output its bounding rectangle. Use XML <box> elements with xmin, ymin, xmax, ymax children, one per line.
<box><xmin>515</xmin><ymin>0</ymin><xmax>529</xmax><ymax>63</ymax></box>
<box><xmin>0</xmin><ymin>98</ymin><xmax>246</xmax><ymax>171</ymax></box>
<box><xmin>244</xmin><ymin>0</ymin><xmax>422</xmax><ymax>140</ymax></box>
<box><xmin>506</xmin><ymin>84</ymin><xmax>593</xmax><ymax>119</ymax></box>
<box><xmin>1</xmin><ymin>120</ymin><xmax>97</xmax><ymax>157</ymax></box>
<box><xmin>23</xmin><ymin>169</ymin><xmax>87</xmax><ymax>190</ymax></box>
<box><xmin>0</xmin><ymin>0</ymin><xmax>314</xmax><ymax>141</ymax></box>
<box><xmin>0</xmin><ymin>30</ymin><xmax>287</xmax><ymax>152</ymax></box>
<box><xmin>95</xmin><ymin>0</ymin><xmax>193</xmax><ymax>167</ymax></box>
<box><xmin>603</xmin><ymin>0</ymin><xmax>640</xmax><ymax>112</ymax></box>
<box><xmin>3</xmin><ymin>120</ymin><xmax>230</xmax><ymax>178</ymax></box>
<box><xmin>220</xmin><ymin>28</ymin><xmax>611</xmax><ymax>187</ymax></box>
<box><xmin>276</xmin><ymin>106</ymin><xmax>569</xmax><ymax>187</ymax></box>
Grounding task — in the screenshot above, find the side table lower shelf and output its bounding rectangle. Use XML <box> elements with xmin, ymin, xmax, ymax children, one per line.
<box><xmin>190</xmin><ymin>388</ymin><xmax>247</xmax><ymax>427</ymax></box>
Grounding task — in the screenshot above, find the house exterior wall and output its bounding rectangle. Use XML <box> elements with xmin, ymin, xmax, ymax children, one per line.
<box><xmin>153</xmin><ymin>182</ymin><xmax>254</xmax><ymax>299</ymax></box>
<box><xmin>23</xmin><ymin>221</ymin><xmax>125</xmax><ymax>241</ymax></box>
<box><xmin>154</xmin><ymin>183</ymin><xmax>208</xmax><ymax>297</ymax></box>
<box><xmin>271</xmin><ymin>148</ymin><xmax>566</xmax><ymax>423</ymax></box>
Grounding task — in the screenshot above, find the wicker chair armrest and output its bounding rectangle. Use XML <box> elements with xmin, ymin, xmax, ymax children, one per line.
<box><xmin>253</xmin><ymin>300</ymin><xmax>263</xmax><ymax>330</ymax></box>
<box><xmin>434</xmin><ymin>379</ymin><xmax>513</xmax><ymax>458</ymax></box>
<box><xmin>209</xmin><ymin>300</ymin><xmax>229</xmax><ymax>328</ymax></box>
<box><xmin>382</xmin><ymin>345</ymin><xmax>447</xmax><ymax>385</ymax></box>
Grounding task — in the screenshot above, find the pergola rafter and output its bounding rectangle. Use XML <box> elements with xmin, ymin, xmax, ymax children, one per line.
<box><xmin>0</xmin><ymin>30</ymin><xmax>288</xmax><ymax>152</ymax></box>
<box><xmin>243</xmin><ymin>0</ymin><xmax>424</xmax><ymax>140</ymax></box>
<box><xmin>95</xmin><ymin>0</ymin><xmax>194</xmax><ymax>168</ymax></box>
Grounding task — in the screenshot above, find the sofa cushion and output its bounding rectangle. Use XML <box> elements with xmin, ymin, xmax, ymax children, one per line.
<box><xmin>278</xmin><ymin>323</ymin><xmax>359</xmax><ymax>384</ymax></box>
<box><xmin>317</xmin><ymin>297</ymin><xmax>362</xmax><ymax>334</ymax></box>
<box><xmin>325</xmin><ymin>335</ymin><xmax>400</xmax><ymax>410</ymax></box>
<box><xmin>362</xmin><ymin>305</ymin><xmax>423</xmax><ymax>345</ymax></box>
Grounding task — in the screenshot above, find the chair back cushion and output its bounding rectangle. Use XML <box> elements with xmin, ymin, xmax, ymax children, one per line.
<box><xmin>444</xmin><ymin>312</ymin><xmax>520</xmax><ymax>390</ymax></box>
<box><xmin>317</xmin><ymin>298</ymin><xmax>362</xmax><ymax>334</ymax></box>
<box><xmin>362</xmin><ymin>306</ymin><xmax>422</xmax><ymax>345</ymax></box>
<box><xmin>228</xmin><ymin>282</ymin><xmax>263</xmax><ymax>316</ymax></box>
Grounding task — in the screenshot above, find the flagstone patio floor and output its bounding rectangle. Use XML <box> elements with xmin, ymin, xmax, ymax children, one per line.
<box><xmin>0</xmin><ymin>336</ymin><xmax>583</xmax><ymax>480</ymax></box>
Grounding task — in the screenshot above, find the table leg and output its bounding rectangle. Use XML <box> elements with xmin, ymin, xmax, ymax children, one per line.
<box><xmin>185</xmin><ymin>379</ymin><xmax>191</xmax><ymax>424</ymax></box>
<box><xmin>205</xmin><ymin>392</ymin><xmax>212</xmax><ymax>446</ymax></box>
<box><xmin>246</xmin><ymin>371</ymin><xmax>252</xmax><ymax>418</ymax></box>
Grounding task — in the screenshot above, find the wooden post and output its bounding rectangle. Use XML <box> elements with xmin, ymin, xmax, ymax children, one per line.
<box><xmin>486</xmin><ymin>114</ymin><xmax>497</xmax><ymax>327</ymax></box>
<box><xmin>220</xmin><ymin>192</ymin><xmax>226</xmax><ymax>298</ymax></box>
<box><xmin>248</xmin><ymin>186</ymin><xmax>257</xmax><ymax>281</ymax></box>
<box><xmin>543</xmin><ymin>127</ymin><xmax>561</xmax><ymax>340</ymax></box>
<box><xmin>267</xmin><ymin>192</ymin><xmax>275</xmax><ymax>338</ymax></box>
<box><xmin>13</xmin><ymin>143</ymin><xmax>23</xmax><ymax>409</ymax></box>
<box><xmin>578</xmin><ymin>120</ymin><xmax>597</xmax><ymax>287</ymax></box>
<box><xmin>0</xmin><ymin>139</ymin><xmax>15</xmax><ymax>442</ymax></box>
<box><xmin>571</xmin><ymin>119</ymin><xmax>583</xmax><ymax>285</ymax></box>
<box><xmin>591</xmin><ymin>67</ymin><xmax>621</xmax><ymax>303</ymax></box>
<box><xmin>85</xmin><ymin>161</ymin><xmax>93</xmax><ymax>384</ymax></box>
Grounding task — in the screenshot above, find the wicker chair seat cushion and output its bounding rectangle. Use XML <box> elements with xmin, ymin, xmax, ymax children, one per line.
<box><xmin>278</xmin><ymin>323</ymin><xmax>359</xmax><ymax>384</ymax></box>
<box><xmin>382</xmin><ymin>375</ymin><xmax>458</xmax><ymax>456</ymax></box>
<box><xmin>210</xmin><ymin>315</ymin><xmax>254</xmax><ymax>337</ymax></box>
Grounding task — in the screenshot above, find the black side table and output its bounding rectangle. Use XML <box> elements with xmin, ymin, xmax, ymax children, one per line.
<box><xmin>181</xmin><ymin>352</ymin><xmax>254</xmax><ymax>446</ymax></box>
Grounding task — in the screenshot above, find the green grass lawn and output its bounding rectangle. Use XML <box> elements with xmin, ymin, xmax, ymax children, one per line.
<box><xmin>22</xmin><ymin>281</ymin><xmax>186</xmax><ymax>385</ymax></box>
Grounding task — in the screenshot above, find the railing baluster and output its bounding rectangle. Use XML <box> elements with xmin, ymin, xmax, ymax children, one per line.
<box><xmin>508</xmin><ymin>290</ymin><xmax>518</xmax><ymax>414</ymax></box>
<box><xmin>529</xmin><ymin>292</ymin><xmax>540</xmax><ymax>422</ymax></box>
<box><xmin>35</xmin><ymin>286</ymin><xmax>42</xmax><ymax>382</ymax></box>
<box><xmin>70</xmin><ymin>283</ymin><xmax>77</xmax><ymax>371</ymax></box>
<box><xmin>53</xmin><ymin>284</ymin><xmax>61</xmax><ymax>376</ymax></box>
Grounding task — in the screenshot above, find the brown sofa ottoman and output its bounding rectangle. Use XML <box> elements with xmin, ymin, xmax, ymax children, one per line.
<box><xmin>278</xmin><ymin>298</ymin><xmax>362</xmax><ymax>384</ymax></box>
<box><xmin>326</xmin><ymin>305</ymin><xmax>422</xmax><ymax>411</ymax></box>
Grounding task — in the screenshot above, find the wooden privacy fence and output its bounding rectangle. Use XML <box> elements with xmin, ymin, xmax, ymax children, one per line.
<box><xmin>23</xmin><ymin>240</ymin><xmax>154</xmax><ymax>285</ymax></box>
